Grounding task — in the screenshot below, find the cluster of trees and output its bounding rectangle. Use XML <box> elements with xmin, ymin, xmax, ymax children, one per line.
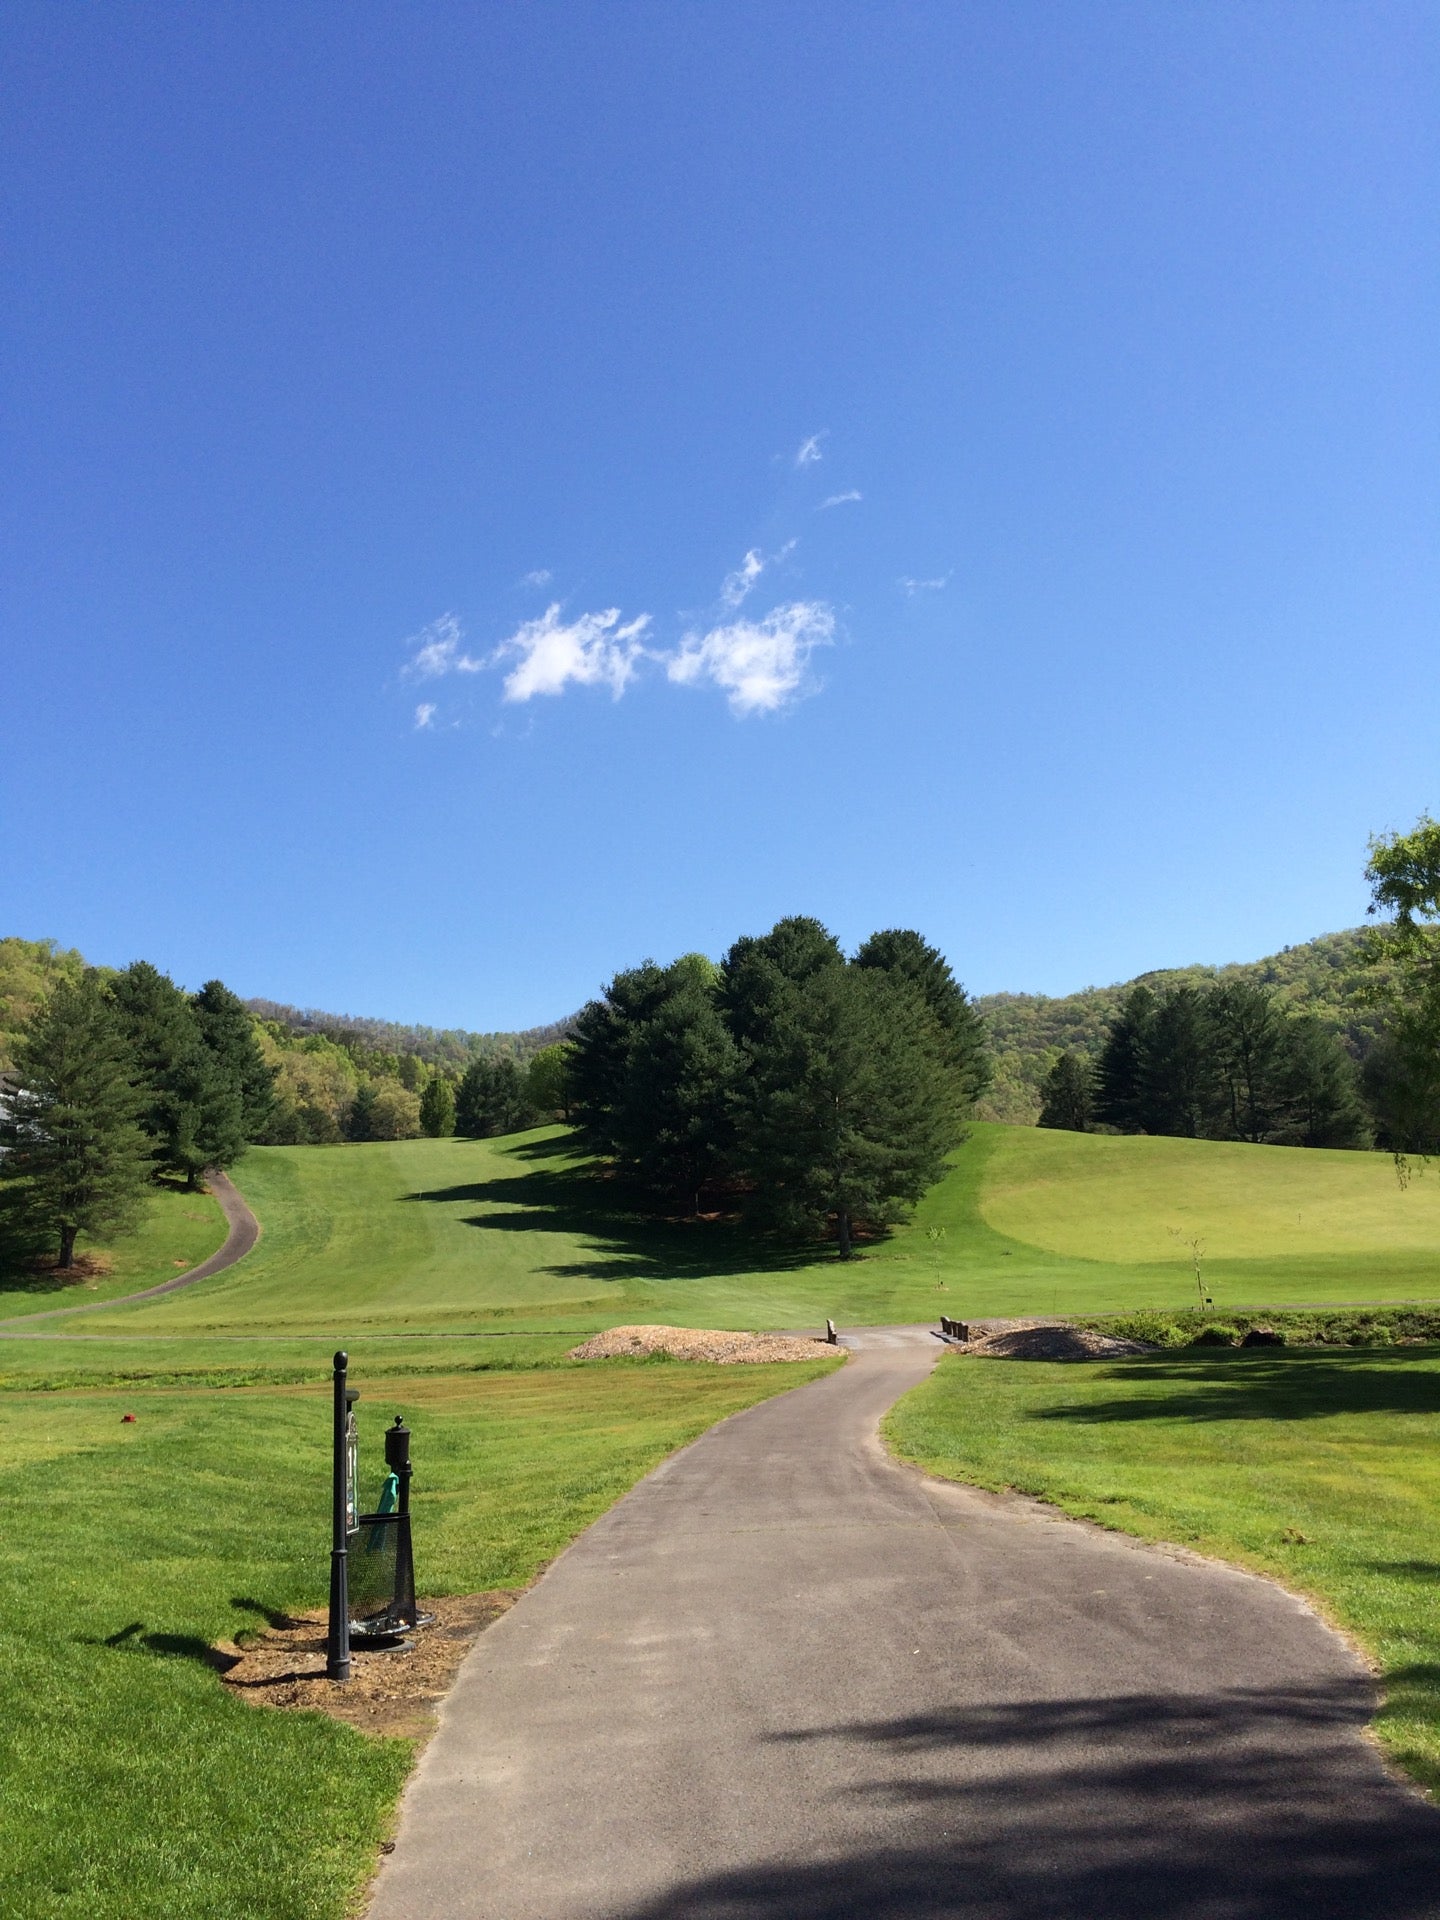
<box><xmin>0</xmin><ymin>945</ymin><xmax>577</xmax><ymax>1270</ymax></box>
<box><xmin>978</xmin><ymin>930</ymin><xmax>1376</xmax><ymax>1125</ymax></box>
<box><xmin>1039</xmin><ymin>979</ymin><xmax>1369</xmax><ymax>1146</ymax></box>
<box><xmin>253</xmin><ymin>1026</ymin><xmax>572</xmax><ymax>1145</ymax></box>
<box><xmin>567</xmin><ymin>918</ymin><xmax>989</xmax><ymax>1255</ymax></box>
<box><xmin>0</xmin><ymin>964</ymin><xmax>274</xmax><ymax>1267</ymax></box>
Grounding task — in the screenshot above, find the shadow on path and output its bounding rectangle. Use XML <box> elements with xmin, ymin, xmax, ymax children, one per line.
<box><xmin>618</xmin><ymin>1683</ymin><xmax>1440</xmax><ymax>1920</ymax></box>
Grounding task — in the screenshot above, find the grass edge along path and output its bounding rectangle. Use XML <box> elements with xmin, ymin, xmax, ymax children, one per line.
<box><xmin>0</xmin><ymin>1355</ymin><xmax>841</xmax><ymax>1920</ymax></box>
<box><xmin>884</xmin><ymin>1347</ymin><xmax>1440</xmax><ymax>1799</ymax></box>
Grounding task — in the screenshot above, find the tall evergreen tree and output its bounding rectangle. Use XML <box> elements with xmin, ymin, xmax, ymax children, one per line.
<box><xmin>419</xmin><ymin>1074</ymin><xmax>456</xmax><ymax>1138</ymax></box>
<box><xmin>732</xmin><ymin>963</ymin><xmax>963</xmax><ymax>1257</ymax></box>
<box><xmin>1095</xmin><ymin>985</ymin><xmax>1155</xmax><ymax>1131</ymax></box>
<box><xmin>1205</xmin><ymin>981</ymin><xmax>1284</xmax><ymax>1143</ymax></box>
<box><xmin>1037</xmin><ymin>1052</ymin><xmax>1094</xmax><ymax>1132</ymax></box>
<box><xmin>112</xmin><ymin>960</ymin><xmax>245</xmax><ymax>1182</ymax></box>
<box><xmin>0</xmin><ymin>976</ymin><xmax>151</xmax><ymax>1267</ymax></box>
<box><xmin>1136</xmin><ymin>987</ymin><xmax>1215</xmax><ymax>1138</ymax></box>
<box><xmin>110</xmin><ymin>962</ymin><xmax>244</xmax><ymax>1186</ymax></box>
<box><xmin>854</xmin><ymin>928</ymin><xmax>992</xmax><ymax>1106</ymax></box>
<box><xmin>613</xmin><ymin>956</ymin><xmax>739</xmax><ymax>1212</ymax></box>
<box><xmin>192</xmin><ymin>980</ymin><xmax>276</xmax><ymax>1138</ymax></box>
<box><xmin>1276</xmin><ymin>1017</ymin><xmax>1370</xmax><ymax>1148</ymax></box>
<box><xmin>566</xmin><ymin>963</ymin><xmax>673</xmax><ymax>1157</ymax></box>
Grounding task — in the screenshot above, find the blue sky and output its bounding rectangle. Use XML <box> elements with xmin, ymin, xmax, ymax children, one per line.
<box><xmin>3</xmin><ymin>3</ymin><xmax>1436</xmax><ymax>1030</ymax></box>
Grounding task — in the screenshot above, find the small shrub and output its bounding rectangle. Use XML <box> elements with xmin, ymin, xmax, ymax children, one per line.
<box><xmin>1190</xmin><ymin>1324</ymin><xmax>1241</xmax><ymax>1347</ymax></box>
<box><xmin>1241</xmin><ymin>1327</ymin><xmax>1285</xmax><ymax>1348</ymax></box>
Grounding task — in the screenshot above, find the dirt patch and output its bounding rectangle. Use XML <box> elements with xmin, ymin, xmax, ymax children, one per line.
<box><xmin>962</xmin><ymin>1324</ymin><xmax>1156</xmax><ymax>1361</ymax></box>
<box><xmin>569</xmin><ymin>1324</ymin><xmax>839</xmax><ymax>1364</ymax></box>
<box><xmin>218</xmin><ymin>1592</ymin><xmax>521</xmax><ymax>1740</ymax></box>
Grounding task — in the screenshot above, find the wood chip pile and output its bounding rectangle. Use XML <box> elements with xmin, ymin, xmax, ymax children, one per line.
<box><xmin>568</xmin><ymin>1324</ymin><xmax>839</xmax><ymax>1364</ymax></box>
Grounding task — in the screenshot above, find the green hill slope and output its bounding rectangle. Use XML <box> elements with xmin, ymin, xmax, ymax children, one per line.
<box><xmin>975</xmin><ymin>927</ymin><xmax>1378</xmax><ymax>1123</ymax></box>
<box><xmin>45</xmin><ymin>1121</ymin><xmax>1439</xmax><ymax>1364</ymax></box>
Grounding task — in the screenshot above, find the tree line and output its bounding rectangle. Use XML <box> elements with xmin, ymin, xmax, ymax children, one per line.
<box><xmin>0</xmin><ymin>965</ymin><xmax>274</xmax><ymax>1268</ymax></box>
<box><xmin>0</xmin><ymin>955</ymin><xmax>573</xmax><ymax>1272</ymax></box>
<box><xmin>566</xmin><ymin>917</ymin><xmax>989</xmax><ymax>1256</ymax></box>
<box><xmin>1037</xmin><ymin>979</ymin><xmax>1369</xmax><ymax>1146</ymax></box>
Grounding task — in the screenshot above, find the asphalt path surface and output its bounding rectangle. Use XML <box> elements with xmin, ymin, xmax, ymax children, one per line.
<box><xmin>0</xmin><ymin>1169</ymin><xmax>259</xmax><ymax>1330</ymax></box>
<box><xmin>367</xmin><ymin>1326</ymin><xmax>1440</xmax><ymax>1920</ymax></box>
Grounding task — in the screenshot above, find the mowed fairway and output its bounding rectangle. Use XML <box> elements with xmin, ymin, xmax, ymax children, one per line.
<box><xmin>887</xmin><ymin>1347</ymin><xmax>1440</xmax><ymax>1795</ymax></box>
<box><xmin>35</xmin><ymin>1121</ymin><xmax>1439</xmax><ymax>1359</ymax></box>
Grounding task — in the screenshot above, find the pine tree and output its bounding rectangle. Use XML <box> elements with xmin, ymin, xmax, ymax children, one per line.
<box><xmin>1037</xmin><ymin>1052</ymin><xmax>1094</xmax><ymax>1131</ymax></box>
<box><xmin>192</xmin><ymin>980</ymin><xmax>276</xmax><ymax>1138</ymax></box>
<box><xmin>614</xmin><ymin>956</ymin><xmax>738</xmax><ymax>1212</ymax></box>
<box><xmin>419</xmin><ymin>1075</ymin><xmax>456</xmax><ymax>1138</ymax></box>
<box><xmin>733</xmin><ymin>963</ymin><xmax>963</xmax><ymax>1257</ymax></box>
<box><xmin>111</xmin><ymin>962</ymin><xmax>244</xmax><ymax>1187</ymax></box>
<box><xmin>566</xmin><ymin>963</ymin><xmax>673</xmax><ymax>1156</ymax></box>
<box><xmin>1095</xmin><ymin>985</ymin><xmax>1155</xmax><ymax>1131</ymax></box>
<box><xmin>1205</xmin><ymin>981</ymin><xmax>1284</xmax><ymax>1142</ymax></box>
<box><xmin>0</xmin><ymin>976</ymin><xmax>152</xmax><ymax>1268</ymax></box>
<box><xmin>853</xmin><ymin>928</ymin><xmax>992</xmax><ymax>1106</ymax></box>
<box><xmin>1137</xmin><ymin>987</ymin><xmax>1215</xmax><ymax>1138</ymax></box>
<box><xmin>1276</xmin><ymin>1017</ymin><xmax>1371</xmax><ymax>1148</ymax></box>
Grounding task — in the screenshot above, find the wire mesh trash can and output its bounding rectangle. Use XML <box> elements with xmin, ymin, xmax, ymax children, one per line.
<box><xmin>348</xmin><ymin>1509</ymin><xmax>417</xmax><ymax>1642</ymax></box>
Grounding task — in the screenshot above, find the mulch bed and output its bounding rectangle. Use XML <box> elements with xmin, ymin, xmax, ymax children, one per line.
<box><xmin>569</xmin><ymin>1324</ymin><xmax>839</xmax><ymax>1364</ymax></box>
<box><xmin>218</xmin><ymin>1592</ymin><xmax>521</xmax><ymax>1740</ymax></box>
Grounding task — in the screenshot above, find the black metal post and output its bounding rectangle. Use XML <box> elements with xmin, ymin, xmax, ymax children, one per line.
<box><xmin>326</xmin><ymin>1351</ymin><xmax>351</xmax><ymax>1681</ymax></box>
<box><xmin>386</xmin><ymin>1415</ymin><xmax>416</xmax><ymax>1626</ymax></box>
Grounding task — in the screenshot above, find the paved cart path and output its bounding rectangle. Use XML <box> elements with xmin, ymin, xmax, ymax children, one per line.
<box><xmin>0</xmin><ymin>1169</ymin><xmax>259</xmax><ymax>1331</ymax></box>
<box><xmin>369</xmin><ymin>1327</ymin><xmax>1440</xmax><ymax>1920</ymax></box>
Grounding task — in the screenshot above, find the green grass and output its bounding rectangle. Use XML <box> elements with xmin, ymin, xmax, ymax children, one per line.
<box><xmin>4</xmin><ymin>1115</ymin><xmax>1438</xmax><ymax>1911</ymax></box>
<box><xmin>52</xmin><ymin>1123</ymin><xmax>1439</xmax><ymax>1350</ymax></box>
<box><xmin>0</xmin><ymin>1180</ymin><xmax>227</xmax><ymax>1321</ymax></box>
<box><xmin>0</xmin><ymin>1357</ymin><xmax>839</xmax><ymax>1919</ymax></box>
<box><xmin>886</xmin><ymin>1347</ymin><xmax>1440</xmax><ymax>1793</ymax></box>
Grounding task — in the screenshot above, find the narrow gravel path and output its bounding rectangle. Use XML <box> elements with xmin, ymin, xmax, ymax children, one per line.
<box><xmin>0</xmin><ymin>1169</ymin><xmax>259</xmax><ymax>1331</ymax></box>
<box><xmin>369</xmin><ymin>1326</ymin><xmax>1440</xmax><ymax>1920</ymax></box>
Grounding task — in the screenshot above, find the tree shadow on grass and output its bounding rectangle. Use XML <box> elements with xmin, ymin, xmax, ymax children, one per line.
<box><xmin>93</xmin><ymin>1620</ymin><xmax>238</xmax><ymax>1673</ymax></box>
<box><xmin>612</xmin><ymin>1683</ymin><xmax>1440</xmax><ymax>1919</ymax></box>
<box><xmin>1032</xmin><ymin>1349</ymin><xmax>1440</xmax><ymax>1426</ymax></box>
<box><xmin>402</xmin><ymin>1162</ymin><xmax>820</xmax><ymax>1286</ymax></box>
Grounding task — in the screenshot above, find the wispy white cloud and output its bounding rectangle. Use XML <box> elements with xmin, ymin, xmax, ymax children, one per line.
<box><xmin>414</xmin><ymin>702</ymin><xmax>437</xmax><ymax>729</ymax></box>
<box><xmin>520</xmin><ymin>568</ymin><xmax>552</xmax><ymax>589</ymax></box>
<box><xmin>667</xmin><ymin>601</ymin><xmax>834</xmax><ymax>716</ymax></box>
<box><xmin>794</xmin><ymin>431</ymin><xmax>827</xmax><ymax>468</ymax></box>
<box><xmin>403</xmin><ymin>613</ymin><xmax>483</xmax><ymax>679</ymax></box>
<box><xmin>719</xmin><ymin>539</ymin><xmax>796</xmax><ymax>610</ymax></box>
<box><xmin>720</xmin><ymin>548</ymin><xmax>765</xmax><ymax>609</ymax></box>
<box><xmin>820</xmin><ymin>489</ymin><xmax>862</xmax><ymax>510</ymax></box>
<box><xmin>898</xmin><ymin>573</ymin><xmax>951</xmax><ymax>595</ymax></box>
<box><xmin>493</xmin><ymin>603</ymin><xmax>652</xmax><ymax>703</ymax></box>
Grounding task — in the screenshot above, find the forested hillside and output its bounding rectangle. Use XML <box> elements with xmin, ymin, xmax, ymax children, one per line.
<box><xmin>243</xmin><ymin>999</ymin><xmax>572</xmax><ymax>1069</ymax></box>
<box><xmin>975</xmin><ymin>929</ymin><xmax>1378</xmax><ymax>1124</ymax></box>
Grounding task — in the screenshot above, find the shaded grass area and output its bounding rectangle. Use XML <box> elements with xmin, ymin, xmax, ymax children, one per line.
<box><xmin>66</xmin><ymin>1124</ymin><xmax>1440</xmax><ymax>1347</ymax></box>
<box><xmin>0</xmin><ymin>1180</ymin><xmax>227</xmax><ymax>1320</ymax></box>
<box><xmin>0</xmin><ymin>1357</ymin><xmax>838</xmax><ymax>1919</ymax></box>
<box><xmin>886</xmin><ymin>1347</ymin><xmax>1440</xmax><ymax>1793</ymax></box>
